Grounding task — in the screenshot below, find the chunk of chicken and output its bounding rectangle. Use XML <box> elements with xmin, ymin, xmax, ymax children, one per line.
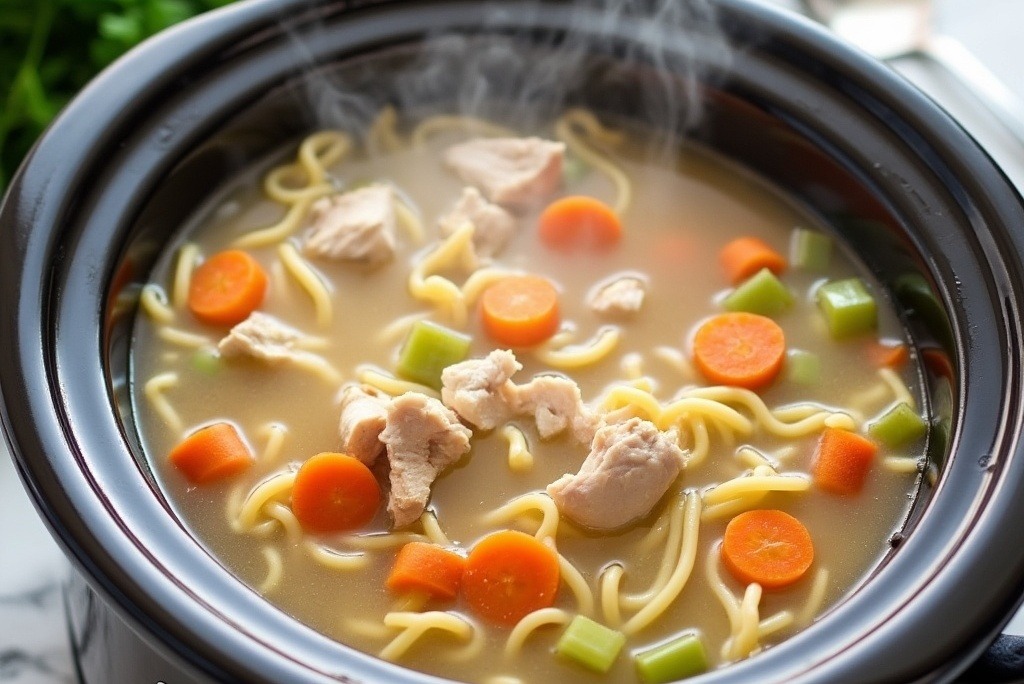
<box><xmin>337</xmin><ymin>384</ymin><xmax>389</xmax><ymax>466</ymax></box>
<box><xmin>302</xmin><ymin>184</ymin><xmax>396</xmax><ymax>265</ymax></box>
<box><xmin>589</xmin><ymin>276</ymin><xmax>647</xmax><ymax>316</ymax></box>
<box><xmin>444</xmin><ymin>137</ymin><xmax>565</xmax><ymax>208</ymax></box>
<box><xmin>509</xmin><ymin>375</ymin><xmax>599</xmax><ymax>444</ymax></box>
<box><xmin>441</xmin><ymin>349</ymin><xmax>522</xmax><ymax>430</ymax></box>
<box><xmin>438</xmin><ymin>186</ymin><xmax>518</xmax><ymax>258</ymax></box>
<box><xmin>379</xmin><ymin>393</ymin><xmax>472</xmax><ymax>528</ymax></box>
<box><xmin>218</xmin><ymin>312</ymin><xmax>307</xmax><ymax>362</ymax></box>
<box><xmin>547</xmin><ymin>418</ymin><xmax>685</xmax><ymax>530</ymax></box>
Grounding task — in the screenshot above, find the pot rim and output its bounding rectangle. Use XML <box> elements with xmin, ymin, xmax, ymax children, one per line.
<box><xmin>3</xmin><ymin>1</ymin><xmax>1024</xmax><ymax>683</ymax></box>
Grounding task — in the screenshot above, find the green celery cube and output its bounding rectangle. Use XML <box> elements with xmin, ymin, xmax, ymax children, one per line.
<box><xmin>395</xmin><ymin>320</ymin><xmax>471</xmax><ymax>389</ymax></box>
<box><xmin>790</xmin><ymin>227</ymin><xmax>833</xmax><ymax>271</ymax></box>
<box><xmin>555</xmin><ymin>615</ymin><xmax>626</xmax><ymax>673</ymax></box>
<box><xmin>191</xmin><ymin>348</ymin><xmax>221</xmax><ymax>376</ymax></box>
<box><xmin>723</xmin><ymin>267</ymin><xmax>794</xmax><ymax>317</ymax></box>
<box><xmin>786</xmin><ymin>349</ymin><xmax>821</xmax><ymax>385</ymax></box>
<box><xmin>868</xmin><ymin>401</ymin><xmax>927</xmax><ymax>447</ymax></box>
<box><xmin>816</xmin><ymin>278</ymin><xmax>877</xmax><ymax>338</ymax></box>
<box><xmin>635</xmin><ymin>632</ymin><xmax>709</xmax><ymax>683</ymax></box>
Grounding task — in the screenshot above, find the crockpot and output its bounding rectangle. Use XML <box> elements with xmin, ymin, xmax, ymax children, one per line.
<box><xmin>3</xmin><ymin>0</ymin><xmax>1024</xmax><ymax>682</ymax></box>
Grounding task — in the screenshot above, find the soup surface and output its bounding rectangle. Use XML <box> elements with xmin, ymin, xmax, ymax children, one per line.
<box><xmin>131</xmin><ymin>110</ymin><xmax>923</xmax><ymax>683</ymax></box>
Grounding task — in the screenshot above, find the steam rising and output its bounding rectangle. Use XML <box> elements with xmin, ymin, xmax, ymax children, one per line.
<box><xmin>284</xmin><ymin>0</ymin><xmax>733</xmax><ymax>151</ymax></box>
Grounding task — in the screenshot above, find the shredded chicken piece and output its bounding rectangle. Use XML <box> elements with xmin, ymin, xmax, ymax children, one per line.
<box><xmin>218</xmin><ymin>312</ymin><xmax>308</xmax><ymax>362</ymax></box>
<box><xmin>589</xmin><ymin>276</ymin><xmax>647</xmax><ymax>316</ymax></box>
<box><xmin>509</xmin><ymin>375</ymin><xmax>599</xmax><ymax>444</ymax></box>
<box><xmin>379</xmin><ymin>393</ymin><xmax>472</xmax><ymax>528</ymax></box>
<box><xmin>439</xmin><ymin>186</ymin><xmax>517</xmax><ymax>258</ymax></box>
<box><xmin>444</xmin><ymin>137</ymin><xmax>565</xmax><ymax>208</ymax></box>
<box><xmin>547</xmin><ymin>418</ymin><xmax>685</xmax><ymax>530</ymax></box>
<box><xmin>440</xmin><ymin>349</ymin><xmax>522</xmax><ymax>430</ymax></box>
<box><xmin>438</xmin><ymin>350</ymin><xmax>596</xmax><ymax>444</ymax></box>
<box><xmin>302</xmin><ymin>184</ymin><xmax>396</xmax><ymax>265</ymax></box>
<box><xmin>337</xmin><ymin>384</ymin><xmax>389</xmax><ymax>466</ymax></box>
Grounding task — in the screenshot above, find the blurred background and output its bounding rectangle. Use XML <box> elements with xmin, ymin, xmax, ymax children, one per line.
<box><xmin>0</xmin><ymin>0</ymin><xmax>236</xmax><ymax>194</ymax></box>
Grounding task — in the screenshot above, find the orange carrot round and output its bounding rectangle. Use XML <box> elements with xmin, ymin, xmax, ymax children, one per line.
<box><xmin>386</xmin><ymin>542</ymin><xmax>468</xmax><ymax>601</ymax></box>
<box><xmin>538</xmin><ymin>195</ymin><xmax>622</xmax><ymax>251</ymax></box>
<box><xmin>188</xmin><ymin>249</ymin><xmax>268</xmax><ymax>326</ymax></box>
<box><xmin>480</xmin><ymin>275</ymin><xmax>560</xmax><ymax>347</ymax></box>
<box><xmin>719</xmin><ymin>236</ymin><xmax>786</xmax><ymax>285</ymax></box>
<box><xmin>721</xmin><ymin>509</ymin><xmax>814</xmax><ymax>590</ymax></box>
<box><xmin>692</xmin><ymin>312</ymin><xmax>786</xmax><ymax>390</ymax></box>
<box><xmin>462</xmin><ymin>530</ymin><xmax>560</xmax><ymax>625</ymax></box>
<box><xmin>866</xmin><ymin>340</ymin><xmax>909</xmax><ymax>369</ymax></box>
<box><xmin>813</xmin><ymin>427</ymin><xmax>878</xmax><ymax>495</ymax></box>
<box><xmin>168</xmin><ymin>422</ymin><xmax>254</xmax><ymax>485</ymax></box>
<box><xmin>291</xmin><ymin>452</ymin><xmax>380</xmax><ymax>533</ymax></box>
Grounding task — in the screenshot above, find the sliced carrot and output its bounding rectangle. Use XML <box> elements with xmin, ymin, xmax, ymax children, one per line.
<box><xmin>462</xmin><ymin>530</ymin><xmax>560</xmax><ymax>625</ymax></box>
<box><xmin>168</xmin><ymin>422</ymin><xmax>254</xmax><ymax>485</ymax></box>
<box><xmin>290</xmin><ymin>452</ymin><xmax>380</xmax><ymax>533</ymax></box>
<box><xmin>386</xmin><ymin>542</ymin><xmax>468</xmax><ymax>601</ymax></box>
<box><xmin>538</xmin><ymin>195</ymin><xmax>622</xmax><ymax>251</ymax></box>
<box><xmin>188</xmin><ymin>249</ymin><xmax>268</xmax><ymax>326</ymax></box>
<box><xmin>867</xmin><ymin>340</ymin><xmax>909</xmax><ymax>369</ymax></box>
<box><xmin>480</xmin><ymin>275</ymin><xmax>560</xmax><ymax>347</ymax></box>
<box><xmin>721</xmin><ymin>509</ymin><xmax>814</xmax><ymax>590</ymax></box>
<box><xmin>692</xmin><ymin>312</ymin><xmax>786</xmax><ymax>390</ymax></box>
<box><xmin>813</xmin><ymin>427</ymin><xmax>878</xmax><ymax>495</ymax></box>
<box><xmin>719</xmin><ymin>237</ymin><xmax>787</xmax><ymax>285</ymax></box>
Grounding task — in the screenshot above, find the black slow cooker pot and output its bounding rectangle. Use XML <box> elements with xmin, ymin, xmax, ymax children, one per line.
<box><xmin>3</xmin><ymin>0</ymin><xmax>1024</xmax><ymax>682</ymax></box>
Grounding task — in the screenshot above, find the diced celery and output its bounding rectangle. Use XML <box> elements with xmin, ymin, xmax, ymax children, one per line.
<box><xmin>790</xmin><ymin>227</ymin><xmax>833</xmax><ymax>271</ymax></box>
<box><xmin>635</xmin><ymin>632</ymin><xmax>709</xmax><ymax>683</ymax></box>
<box><xmin>816</xmin><ymin>278</ymin><xmax>877</xmax><ymax>339</ymax></box>
<box><xmin>191</xmin><ymin>347</ymin><xmax>221</xmax><ymax>376</ymax></box>
<box><xmin>786</xmin><ymin>349</ymin><xmax>820</xmax><ymax>385</ymax></box>
<box><xmin>563</xmin><ymin>155</ymin><xmax>590</xmax><ymax>185</ymax></box>
<box><xmin>723</xmin><ymin>267</ymin><xmax>794</xmax><ymax>317</ymax></box>
<box><xmin>395</xmin><ymin>320</ymin><xmax>471</xmax><ymax>389</ymax></box>
<box><xmin>868</xmin><ymin>401</ymin><xmax>927</xmax><ymax>447</ymax></box>
<box><xmin>555</xmin><ymin>615</ymin><xmax>626</xmax><ymax>674</ymax></box>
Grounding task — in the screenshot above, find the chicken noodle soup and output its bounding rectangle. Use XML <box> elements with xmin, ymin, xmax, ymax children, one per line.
<box><xmin>131</xmin><ymin>108</ymin><xmax>923</xmax><ymax>683</ymax></box>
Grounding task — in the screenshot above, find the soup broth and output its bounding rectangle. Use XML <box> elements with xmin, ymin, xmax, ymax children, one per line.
<box><xmin>131</xmin><ymin>111</ymin><xmax>921</xmax><ymax>683</ymax></box>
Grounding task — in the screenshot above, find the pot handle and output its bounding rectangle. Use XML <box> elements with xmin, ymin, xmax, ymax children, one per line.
<box><xmin>959</xmin><ymin>635</ymin><xmax>1024</xmax><ymax>682</ymax></box>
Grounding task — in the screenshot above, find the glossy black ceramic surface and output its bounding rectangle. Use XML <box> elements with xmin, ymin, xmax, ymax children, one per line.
<box><xmin>3</xmin><ymin>1</ymin><xmax>1024</xmax><ymax>682</ymax></box>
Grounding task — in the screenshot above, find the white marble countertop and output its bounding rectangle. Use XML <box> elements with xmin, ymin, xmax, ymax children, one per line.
<box><xmin>3</xmin><ymin>1</ymin><xmax>1024</xmax><ymax>682</ymax></box>
<box><xmin>0</xmin><ymin>449</ymin><xmax>75</xmax><ymax>683</ymax></box>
